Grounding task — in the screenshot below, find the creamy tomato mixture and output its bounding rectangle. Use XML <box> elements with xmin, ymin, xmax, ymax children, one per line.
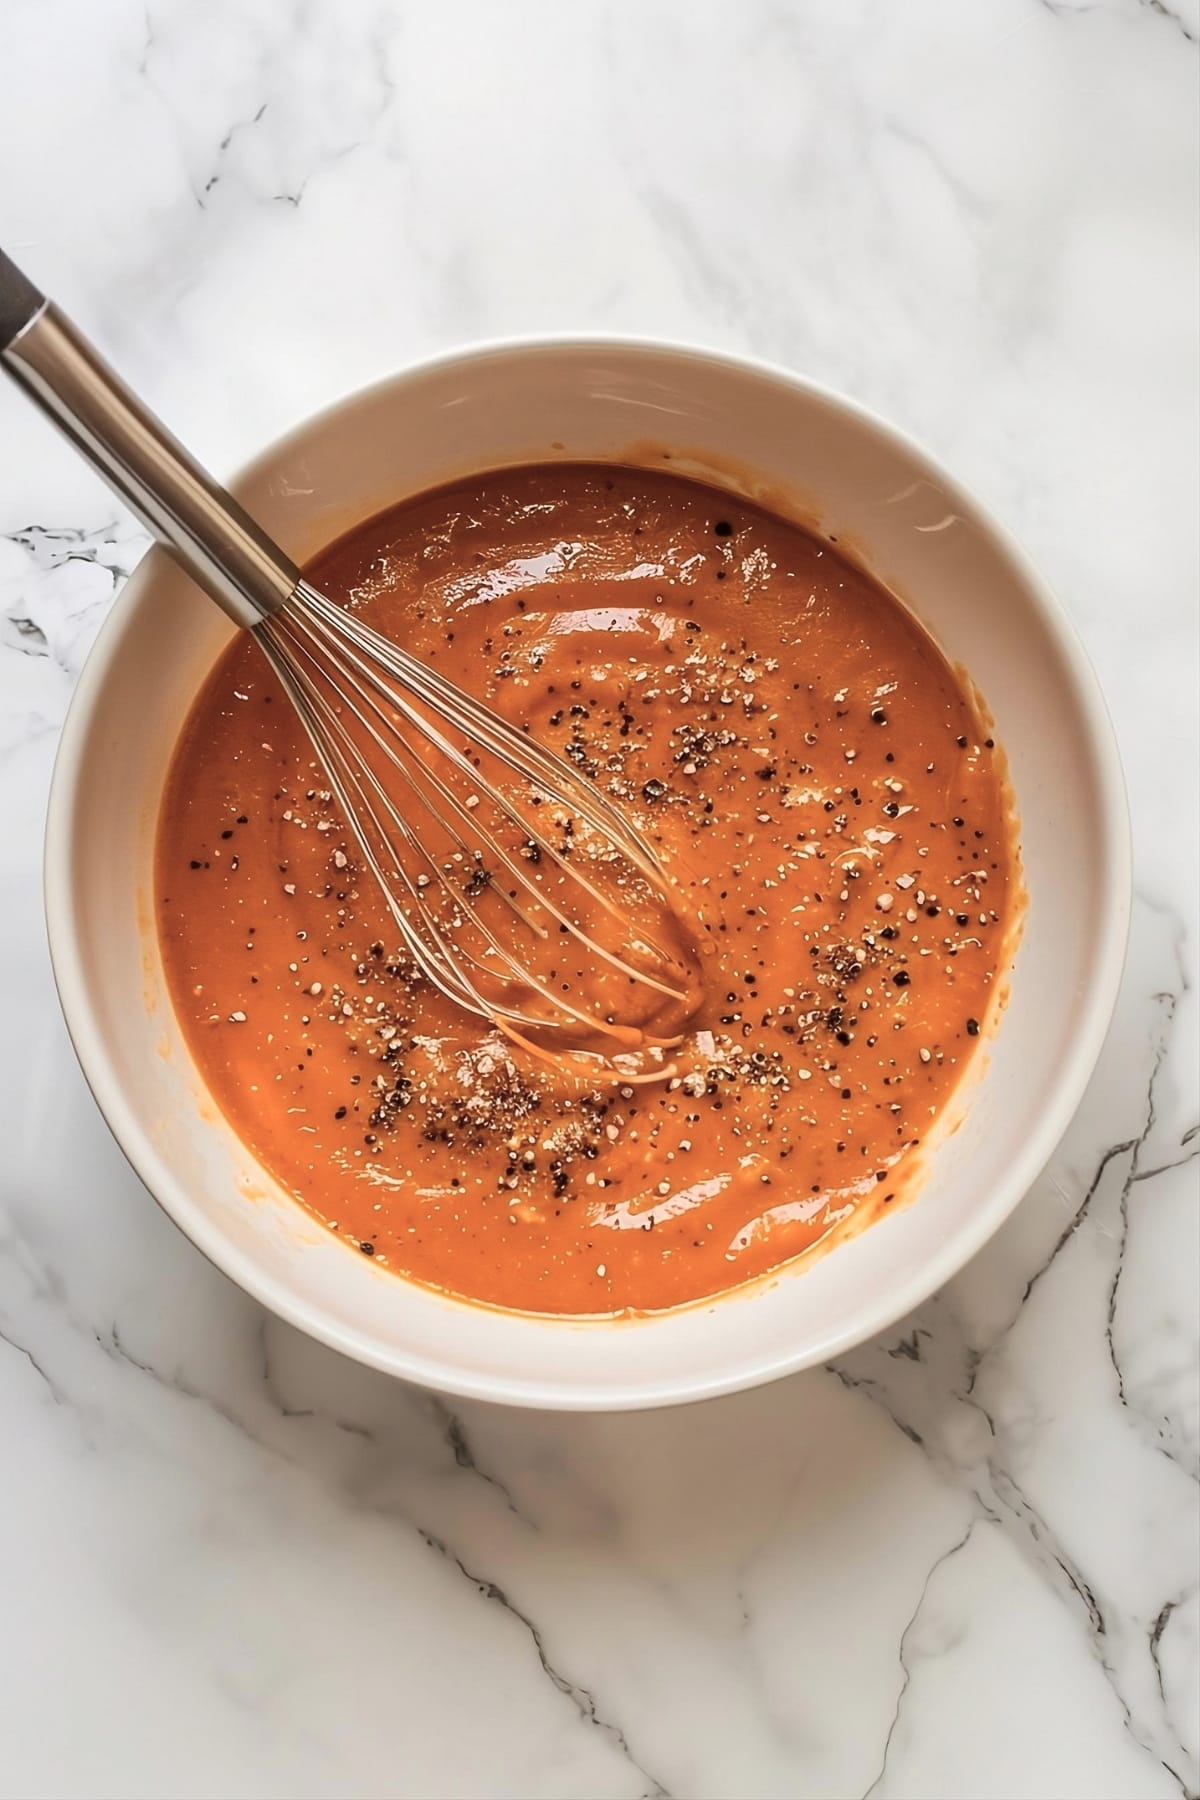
<box><xmin>157</xmin><ymin>464</ymin><xmax>1017</xmax><ymax>1314</ymax></box>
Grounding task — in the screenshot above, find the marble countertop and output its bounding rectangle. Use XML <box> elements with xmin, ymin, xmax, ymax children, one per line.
<box><xmin>1</xmin><ymin>3</ymin><xmax>1197</xmax><ymax>1796</ymax></box>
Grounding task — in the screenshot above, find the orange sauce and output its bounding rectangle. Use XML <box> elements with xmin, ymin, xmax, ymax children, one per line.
<box><xmin>157</xmin><ymin>464</ymin><xmax>1018</xmax><ymax>1314</ymax></box>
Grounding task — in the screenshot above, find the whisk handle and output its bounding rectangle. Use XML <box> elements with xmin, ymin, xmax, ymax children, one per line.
<box><xmin>0</xmin><ymin>245</ymin><xmax>298</xmax><ymax>629</ymax></box>
<box><xmin>0</xmin><ymin>245</ymin><xmax>44</xmax><ymax>349</ymax></box>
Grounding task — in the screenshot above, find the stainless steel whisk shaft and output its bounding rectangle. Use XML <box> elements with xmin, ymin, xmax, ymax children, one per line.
<box><xmin>1</xmin><ymin>247</ymin><xmax>698</xmax><ymax>1055</ymax></box>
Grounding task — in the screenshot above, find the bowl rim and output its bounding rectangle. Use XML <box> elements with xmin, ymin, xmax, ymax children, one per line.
<box><xmin>42</xmin><ymin>331</ymin><xmax>1133</xmax><ymax>1410</ymax></box>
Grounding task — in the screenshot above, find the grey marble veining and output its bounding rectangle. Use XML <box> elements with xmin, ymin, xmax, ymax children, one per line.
<box><xmin>1</xmin><ymin>2</ymin><xmax>1197</xmax><ymax>1796</ymax></box>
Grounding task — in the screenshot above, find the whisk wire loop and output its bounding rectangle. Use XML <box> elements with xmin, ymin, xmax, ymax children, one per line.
<box><xmin>255</xmin><ymin>581</ymin><xmax>699</xmax><ymax>1053</ymax></box>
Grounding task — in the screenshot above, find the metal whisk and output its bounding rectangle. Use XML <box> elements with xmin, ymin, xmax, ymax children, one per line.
<box><xmin>0</xmin><ymin>247</ymin><xmax>701</xmax><ymax>1063</ymax></box>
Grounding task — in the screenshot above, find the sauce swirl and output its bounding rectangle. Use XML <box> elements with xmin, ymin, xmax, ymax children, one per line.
<box><xmin>157</xmin><ymin>464</ymin><xmax>1018</xmax><ymax>1314</ymax></box>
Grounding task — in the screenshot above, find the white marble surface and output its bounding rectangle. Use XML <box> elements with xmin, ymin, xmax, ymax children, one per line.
<box><xmin>1</xmin><ymin>3</ymin><xmax>1197</xmax><ymax>1795</ymax></box>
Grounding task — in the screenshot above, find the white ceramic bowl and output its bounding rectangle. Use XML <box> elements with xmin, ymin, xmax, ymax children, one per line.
<box><xmin>44</xmin><ymin>340</ymin><xmax>1130</xmax><ymax>1410</ymax></box>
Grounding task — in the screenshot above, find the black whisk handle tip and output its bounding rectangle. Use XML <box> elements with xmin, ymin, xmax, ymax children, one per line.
<box><xmin>0</xmin><ymin>246</ymin><xmax>46</xmax><ymax>353</ymax></box>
